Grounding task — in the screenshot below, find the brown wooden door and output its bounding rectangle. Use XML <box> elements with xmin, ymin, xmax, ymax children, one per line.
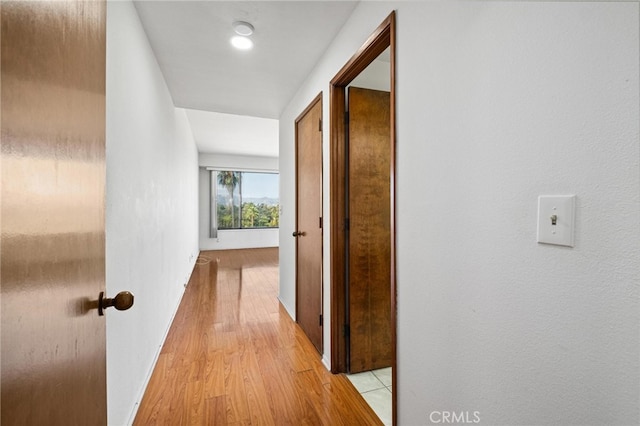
<box><xmin>295</xmin><ymin>95</ymin><xmax>323</xmax><ymax>353</ymax></box>
<box><xmin>1</xmin><ymin>2</ymin><xmax>108</xmax><ymax>424</ymax></box>
<box><xmin>347</xmin><ymin>87</ymin><xmax>392</xmax><ymax>373</ymax></box>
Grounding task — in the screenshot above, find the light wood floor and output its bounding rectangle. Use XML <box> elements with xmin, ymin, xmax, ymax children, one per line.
<box><xmin>133</xmin><ymin>248</ymin><xmax>383</xmax><ymax>425</ymax></box>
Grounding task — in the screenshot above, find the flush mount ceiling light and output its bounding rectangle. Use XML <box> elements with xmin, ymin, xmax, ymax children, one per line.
<box><xmin>231</xmin><ymin>21</ymin><xmax>254</xmax><ymax>50</ymax></box>
<box><xmin>232</xmin><ymin>21</ymin><xmax>254</xmax><ymax>36</ymax></box>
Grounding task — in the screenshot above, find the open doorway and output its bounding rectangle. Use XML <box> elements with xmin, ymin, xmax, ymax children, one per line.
<box><xmin>329</xmin><ymin>11</ymin><xmax>396</xmax><ymax>425</ymax></box>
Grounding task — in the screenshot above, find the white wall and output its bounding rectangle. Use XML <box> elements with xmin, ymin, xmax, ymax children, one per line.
<box><xmin>279</xmin><ymin>0</ymin><xmax>394</xmax><ymax>356</ymax></box>
<box><xmin>106</xmin><ymin>2</ymin><xmax>199</xmax><ymax>425</ymax></box>
<box><xmin>199</xmin><ymin>153</ymin><xmax>279</xmax><ymax>250</ymax></box>
<box><xmin>279</xmin><ymin>1</ymin><xmax>639</xmax><ymax>424</ymax></box>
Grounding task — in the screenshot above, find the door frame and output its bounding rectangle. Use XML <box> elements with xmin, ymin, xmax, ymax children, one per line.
<box><xmin>295</xmin><ymin>92</ymin><xmax>324</xmax><ymax>352</ymax></box>
<box><xmin>329</xmin><ymin>10</ymin><xmax>396</xmax><ymax>422</ymax></box>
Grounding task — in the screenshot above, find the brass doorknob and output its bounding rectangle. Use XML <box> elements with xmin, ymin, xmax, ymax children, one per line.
<box><xmin>98</xmin><ymin>291</ymin><xmax>134</xmax><ymax>316</ymax></box>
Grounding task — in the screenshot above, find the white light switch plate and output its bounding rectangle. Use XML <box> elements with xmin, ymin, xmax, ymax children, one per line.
<box><xmin>537</xmin><ymin>195</ymin><xmax>576</xmax><ymax>247</ymax></box>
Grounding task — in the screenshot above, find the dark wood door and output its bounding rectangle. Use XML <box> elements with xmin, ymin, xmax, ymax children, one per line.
<box><xmin>295</xmin><ymin>95</ymin><xmax>324</xmax><ymax>353</ymax></box>
<box><xmin>1</xmin><ymin>2</ymin><xmax>108</xmax><ymax>424</ymax></box>
<box><xmin>348</xmin><ymin>87</ymin><xmax>391</xmax><ymax>373</ymax></box>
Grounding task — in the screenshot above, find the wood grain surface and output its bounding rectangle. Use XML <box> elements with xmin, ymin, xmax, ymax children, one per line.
<box><xmin>348</xmin><ymin>87</ymin><xmax>392</xmax><ymax>373</ymax></box>
<box><xmin>295</xmin><ymin>94</ymin><xmax>324</xmax><ymax>353</ymax></box>
<box><xmin>134</xmin><ymin>248</ymin><xmax>382</xmax><ymax>425</ymax></box>
<box><xmin>1</xmin><ymin>2</ymin><xmax>108</xmax><ymax>424</ymax></box>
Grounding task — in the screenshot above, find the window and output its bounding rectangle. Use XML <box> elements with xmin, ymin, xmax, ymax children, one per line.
<box><xmin>211</xmin><ymin>170</ymin><xmax>279</xmax><ymax>230</ymax></box>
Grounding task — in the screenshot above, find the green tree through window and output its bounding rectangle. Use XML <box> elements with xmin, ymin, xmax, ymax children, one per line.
<box><xmin>217</xmin><ymin>171</ymin><xmax>241</xmax><ymax>228</ymax></box>
<box><xmin>213</xmin><ymin>171</ymin><xmax>279</xmax><ymax>229</ymax></box>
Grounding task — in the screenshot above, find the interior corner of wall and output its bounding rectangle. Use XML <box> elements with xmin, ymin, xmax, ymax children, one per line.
<box><xmin>321</xmin><ymin>354</ymin><xmax>331</xmax><ymax>372</ymax></box>
<box><xmin>278</xmin><ymin>296</ymin><xmax>295</xmax><ymax>321</ymax></box>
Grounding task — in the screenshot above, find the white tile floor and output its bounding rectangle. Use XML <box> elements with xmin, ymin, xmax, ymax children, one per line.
<box><xmin>346</xmin><ymin>368</ymin><xmax>392</xmax><ymax>426</ymax></box>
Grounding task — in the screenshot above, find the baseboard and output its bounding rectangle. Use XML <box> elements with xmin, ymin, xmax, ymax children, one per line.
<box><xmin>125</xmin><ymin>254</ymin><xmax>197</xmax><ymax>426</ymax></box>
<box><xmin>322</xmin><ymin>354</ymin><xmax>332</xmax><ymax>372</ymax></box>
<box><xmin>278</xmin><ymin>296</ymin><xmax>296</xmax><ymax>321</ymax></box>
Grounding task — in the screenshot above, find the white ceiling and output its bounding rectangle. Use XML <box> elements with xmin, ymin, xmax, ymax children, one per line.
<box><xmin>133</xmin><ymin>1</ymin><xmax>359</xmax><ymax>120</ymax></box>
<box><xmin>185</xmin><ymin>109</ymin><xmax>279</xmax><ymax>157</ymax></box>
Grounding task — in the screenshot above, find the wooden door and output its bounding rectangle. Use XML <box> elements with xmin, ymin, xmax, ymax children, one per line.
<box><xmin>1</xmin><ymin>2</ymin><xmax>108</xmax><ymax>424</ymax></box>
<box><xmin>295</xmin><ymin>94</ymin><xmax>323</xmax><ymax>353</ymax></box>
<box><xmin>347</xmin><ymin>87</ymin><xmax>391</xmax><ymax>373</ymax></box>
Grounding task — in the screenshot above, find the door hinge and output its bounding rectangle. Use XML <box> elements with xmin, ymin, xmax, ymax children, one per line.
<box><xmin>319</xmin><ymin>119</ymin><xmax>322</xmax><ymax>132</ymax></box>
<box><xmin>343</xmin><ymin>324</ymin><xmax>350</xmax><ymax>337</ymax></box>
<box><xmin>319</xmin><ymin>314</ymin><xmax>323</xmax><ymax>327</ymax></box>
<box><xmin>344</xmin><ymin>218</ymin><xmax>350</xmax><ymax>231</ymax></box>
<box><xmin>319</xmin><ymin>216</ymin><xmax>323</xmax><ymax>229</ymax></box>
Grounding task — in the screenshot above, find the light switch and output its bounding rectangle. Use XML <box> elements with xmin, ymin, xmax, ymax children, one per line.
<box><xmin>537</xmin><ymin>195</ymin><xmax>575</xmax><ymax>247</ymax></box>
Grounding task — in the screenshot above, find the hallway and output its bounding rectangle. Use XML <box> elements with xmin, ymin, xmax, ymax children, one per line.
<box><xmin>134</xmin><ymin>248</ymin><xmax>383</xmax><ymax>425</ymax></box>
